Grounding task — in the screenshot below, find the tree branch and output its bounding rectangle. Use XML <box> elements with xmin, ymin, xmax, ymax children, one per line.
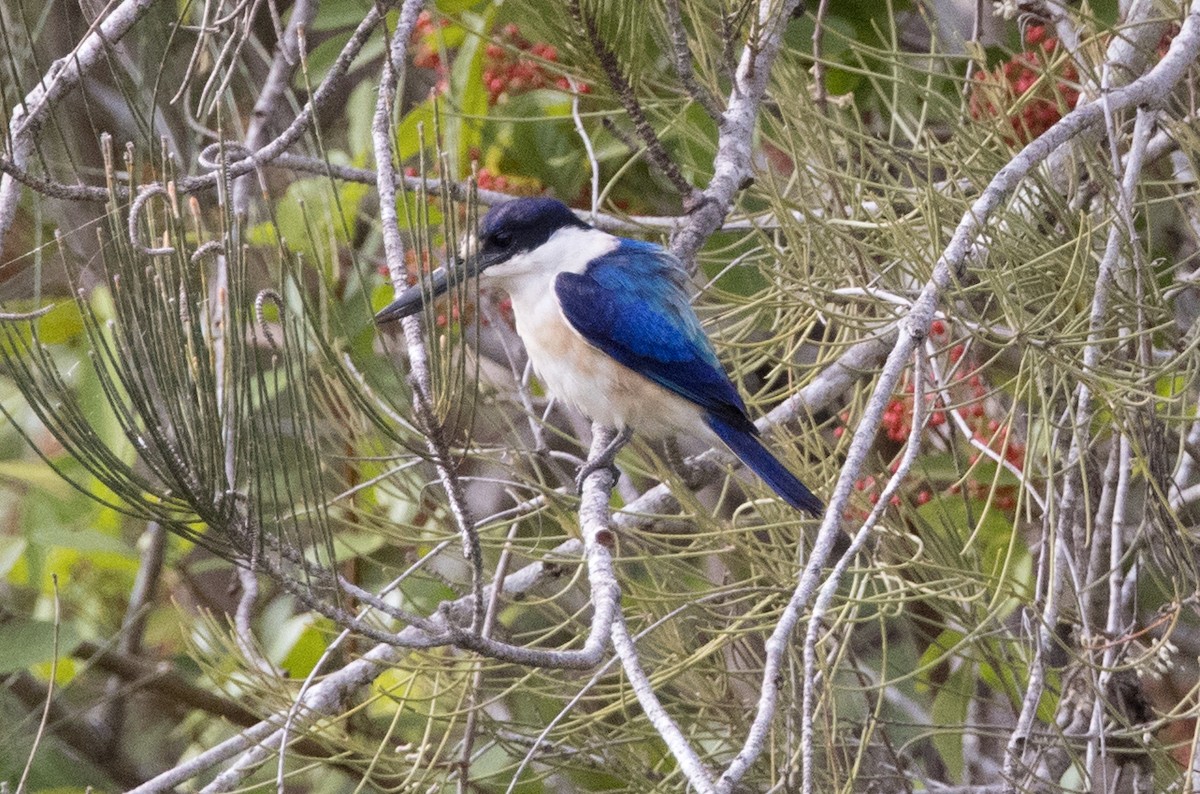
<box><xmin>718</xmin><ymin>3</ymin><xmax>1200</xmax><ymax>790</ymax></box>
<box><xmin>0</xmin><ymin>0</ymin><xmax>160</xmax><ymax>262</ymax></box>
<box><xmin>568</xmin><ymin>0</ymin><xmax>699</xmax><ymax>203</ymax></box>
<box><xmin>668</xmin><ymin>0</ymin><xmax>804</xmax><ymax>267</ymax></box>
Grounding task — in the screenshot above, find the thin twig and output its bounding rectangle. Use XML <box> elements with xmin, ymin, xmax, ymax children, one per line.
<box><xmin>455</xmin><ymin>523</ymin><xmax>519</xmax><ymax>788</ymax></box>
<box><xmin>719</xmin><ymin>4</ymin><xmax>1200</xmax><ymax>789</ymax></box>
<box><xmin>799</xmin><ymin>349</ymin><xmax>929</xmax><ymax>794</ymax></box>
<box><xmin>668</xmin><ymin>0</ymin><xmax>805</xmax><ymax>268</ymax></box>
<box><xmin>231</xmin><ymin>0</ymin><xmax>315</xmax><ymax>216</ymax></box>
<box><xmin>568</xmin><ymin>0</ymin><xmax>699</xmax><ymax>204</ymax></box>
<box><xmin>811</xmin><ymin>0</ymin><xmax>830</xmax><ymax>111</ymax></box>
<box><xmin>610</xmin><ymin>614</ymin><xmax>717</xmax><ymax>792</ymax></box>
<box><xmin>663</xmin><ymin>0</ymin><xmax>722</xmax><ymax>120</ymax></box>
<box><xmin>15</xmin><ymin>575</ymin><xmax>60</xmax><ymax>794</ymax></box>
<box><xmin>0</xmin><ymin>0</ymin><xmax>161</xmax><ymax>262</ymax></box>
<box><xmin>372</xmin><ymin>0</ymin><xmax>486</xmax><ymax>632</ymax></box>
<box><xmin>571</xmin><ymin>76</ymin><xmax>600</xmax><ymax>219</ymax></box>
<box><xmin>962</xmin><ymin>0</ymin><xmax>985</xmax><ymax>90</ymax></box>
<box><xmin>1013</xmin><ymin>84</ymin><xmax>1160</xmax><ymax>794</ymax></box>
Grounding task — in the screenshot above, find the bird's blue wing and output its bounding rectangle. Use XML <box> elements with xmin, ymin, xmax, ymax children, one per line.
<box><xmin>555</xmin><ymin>240</ymin><xmax>752</xmax><ymax>429</ymax></box>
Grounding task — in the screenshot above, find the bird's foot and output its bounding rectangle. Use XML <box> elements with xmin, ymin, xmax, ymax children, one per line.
<box><xmin>575</xmin><ymin>427</ymin><xmax>634</xmax><ymax>494</ymax></box>
<box><xmin>574</xmin><ymin>459</ymin><xmax>620</xmax><ymax>494</ymax></box>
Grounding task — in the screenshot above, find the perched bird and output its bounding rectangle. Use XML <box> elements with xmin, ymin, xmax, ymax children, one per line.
<box><xmin>376</xmin><ymin>197</ymin><xmax>823</xmax><ymax>516</ymax></box>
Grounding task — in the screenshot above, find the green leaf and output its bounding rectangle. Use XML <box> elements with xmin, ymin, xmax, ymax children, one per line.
<box><xmin>0</xmin><ymin>618</ymin><xmax>81</xmax><ymax>674</ymax></box>
<box><xmin>254</xmin><ymin>176</ymin><xmax>370</xmax><ymax>279</ymax></box>
<box><xmin>31</xmin><ymin>527</ymin><xmax>135</xmax><ymax>557</ymax></box>
<box><xmin>913</xmin><ymin>453</ymin><xmax>964</xmax><ymax>482</ymax></box>
<box><xmin>444</xmin><ymin>7</ymin><xmax>498</xmax><ymax>175</ymax></box>
<box><xmin>495</xmin><ymin>90</ymin><xmax>588</xmax><ymax>198</ymax></box>
<box><xmin>279</xmin><ymin>620</ymin><xmax>331</xmax><ymax>678</ymax></box>
<box><xmin>436</xmin><ymin>0</ymin><xmax>485</xmax><ymax>13</ymax></box>
<box><xmin>34</xmin><ymin>301</ymin><xmax>85</xmax><ymax>345</ymax></box>
<box><xmin>916</xmin><ymin>628</ymin><xmax>963</xmax><ymax>688</ymax></box>
<box><xmin>396</xmin><ymin>99</ymin><xmax>438</xmax><ymax>162</ymax></box>
<box><xmin>0</xmin><ymin>459</ymin><xmax>70</xmax><ymax>496</ymax></box>
<box><xmin>930</xmin><ymin>661</ymin><xmax>973</xmax><ymax>781</ymax></box>
<box><xmin>303</xmin><ymin>0</ymin><xmax>375</xmax><ymax>34</ymax></box>
<box><xmin>917</xmin><ymin>494</ymin><xmax>1013</xmax><ymax>546</ymax></box>
<box><xmin>783</xmin><ymin>13</ymin><xmax>857</xmax><ymax>59</ymax></box>
<box><xmin>395</xmin><ymin>191</ymin><xmax>445</xmax><ymax>231</ymax></box>
<box><xmin>330</xmin><ymin>531</ymin><xmax>390</xmax><ymax>559</ymax></box>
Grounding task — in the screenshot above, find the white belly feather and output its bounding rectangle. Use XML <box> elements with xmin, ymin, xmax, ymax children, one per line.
<box><xmin>480</xmin><ymin>224</ymin><xmax>707</xmax><ymax>438</ymax></box>
<box><xmin>510</xmin><ymin>286</ymin><xmax>704</xmax><ymax>438</ymax></box>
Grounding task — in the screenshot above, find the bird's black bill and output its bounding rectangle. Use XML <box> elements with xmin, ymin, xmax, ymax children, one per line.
<box><xmin>375</xmin><ymin>266</ymin><xmax>456</xmax><ymax>324</ymax></box>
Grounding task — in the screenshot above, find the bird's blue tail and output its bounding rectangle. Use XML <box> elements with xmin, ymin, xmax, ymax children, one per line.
<box><xmin>705</xmin><ymin>413</ymin><xmax>824</xmax><ymax>516</ymax></box>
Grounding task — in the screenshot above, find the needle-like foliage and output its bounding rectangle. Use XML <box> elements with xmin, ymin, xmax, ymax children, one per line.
<box><xmin>0</xmin><ymin>0</ymin><xmax>1199</xmax><ymax>792</ymax></box>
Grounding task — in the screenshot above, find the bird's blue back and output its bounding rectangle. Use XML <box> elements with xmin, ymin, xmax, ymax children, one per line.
<box><xmin>557</xmin><ymin>237</ymin><xmax>825</xmax><ymax>515</ymax></box>
<box><xmin>555</xmin><ymin>239</ymin><xmax>755</xmax><ymax>433</ymax></box>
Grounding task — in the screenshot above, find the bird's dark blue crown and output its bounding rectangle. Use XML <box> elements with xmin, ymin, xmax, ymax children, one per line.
<box><xmin>479</xmin><ymin>197</ymin><xmax>590</xmax><ymax>253</ymax></box>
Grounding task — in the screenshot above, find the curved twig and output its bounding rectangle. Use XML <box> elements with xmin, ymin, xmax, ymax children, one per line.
<box><xmin>128</xmin><ymin>185</ymin><xmax>177</xmax><ymax>256</ymax></box>
<box><xmin>719</xmin><ymin>3</ymin><xmax>1200</xmax><ymax>790</ymax></box>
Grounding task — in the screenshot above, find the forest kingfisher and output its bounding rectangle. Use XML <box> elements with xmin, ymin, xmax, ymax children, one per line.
<box><xmin>376</xmin><ymin>197</ymin><xmax>824</xmax><ymax>516</ymax></box>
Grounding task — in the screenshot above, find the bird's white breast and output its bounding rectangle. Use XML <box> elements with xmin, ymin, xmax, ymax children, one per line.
<box><xmin>484</xmin><ymin>227</ymin><xmax>706</xmax><ymax>437</ymax></box>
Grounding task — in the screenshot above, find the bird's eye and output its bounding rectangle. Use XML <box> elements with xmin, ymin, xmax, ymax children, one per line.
<box><xmin>492</xmin><ymin>230</ymin><xmax>513</xmax><ymax>247</ymax></box>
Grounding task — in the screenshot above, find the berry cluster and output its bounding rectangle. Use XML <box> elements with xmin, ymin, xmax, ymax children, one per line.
<box><xmin>377</xmin><ymin>247</ymin><xmax>432</xmax><ymax>286</ymax></box>
<box><xmin>840</xmin><ymin>323</ymin><xmax>1029</xmax><ymax>517</ymax></box>
<box><xmin>969</xmin><ymin>25</ymin><xmax>1080</xmax><ymax>144</ymax></box>
<box><xmin>411</xmin><ymin>11</ymin><xmax>451</xmax><ymax>93</ymax></box>
<box><xmin>476</xmin><ymin>167</ymin><xmax>544</xmax><ymax>196</ymax></box>
<box><xmin>482</xmin><ymin>23</ymin><xmax>588</xmax><ymax>105</ymax></box>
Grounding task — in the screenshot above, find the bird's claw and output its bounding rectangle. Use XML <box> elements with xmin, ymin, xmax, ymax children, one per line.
<box><xmin>574</xmin><ymin>427</ymin><xmax>633</xmax><ymax>495</ymax></box>
<box><xmin>575</xmin><ymin>459</ymin><xmax>621</xmax><ymax>494</ymax></box>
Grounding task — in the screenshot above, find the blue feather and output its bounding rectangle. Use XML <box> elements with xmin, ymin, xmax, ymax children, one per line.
<box><xmin>556</xmin><ymin>239</ymin><xmax>824</xmax><ymax>516</ymax></box>
<box><xmin>555</xmin><ymin>240</ymin><xmax>748</xmax><ymax>426</ymax></box>
<box><xmin>706</xmin><ymin>414</ymin><xmax>825</xmax><ymax>516</ymax></box>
